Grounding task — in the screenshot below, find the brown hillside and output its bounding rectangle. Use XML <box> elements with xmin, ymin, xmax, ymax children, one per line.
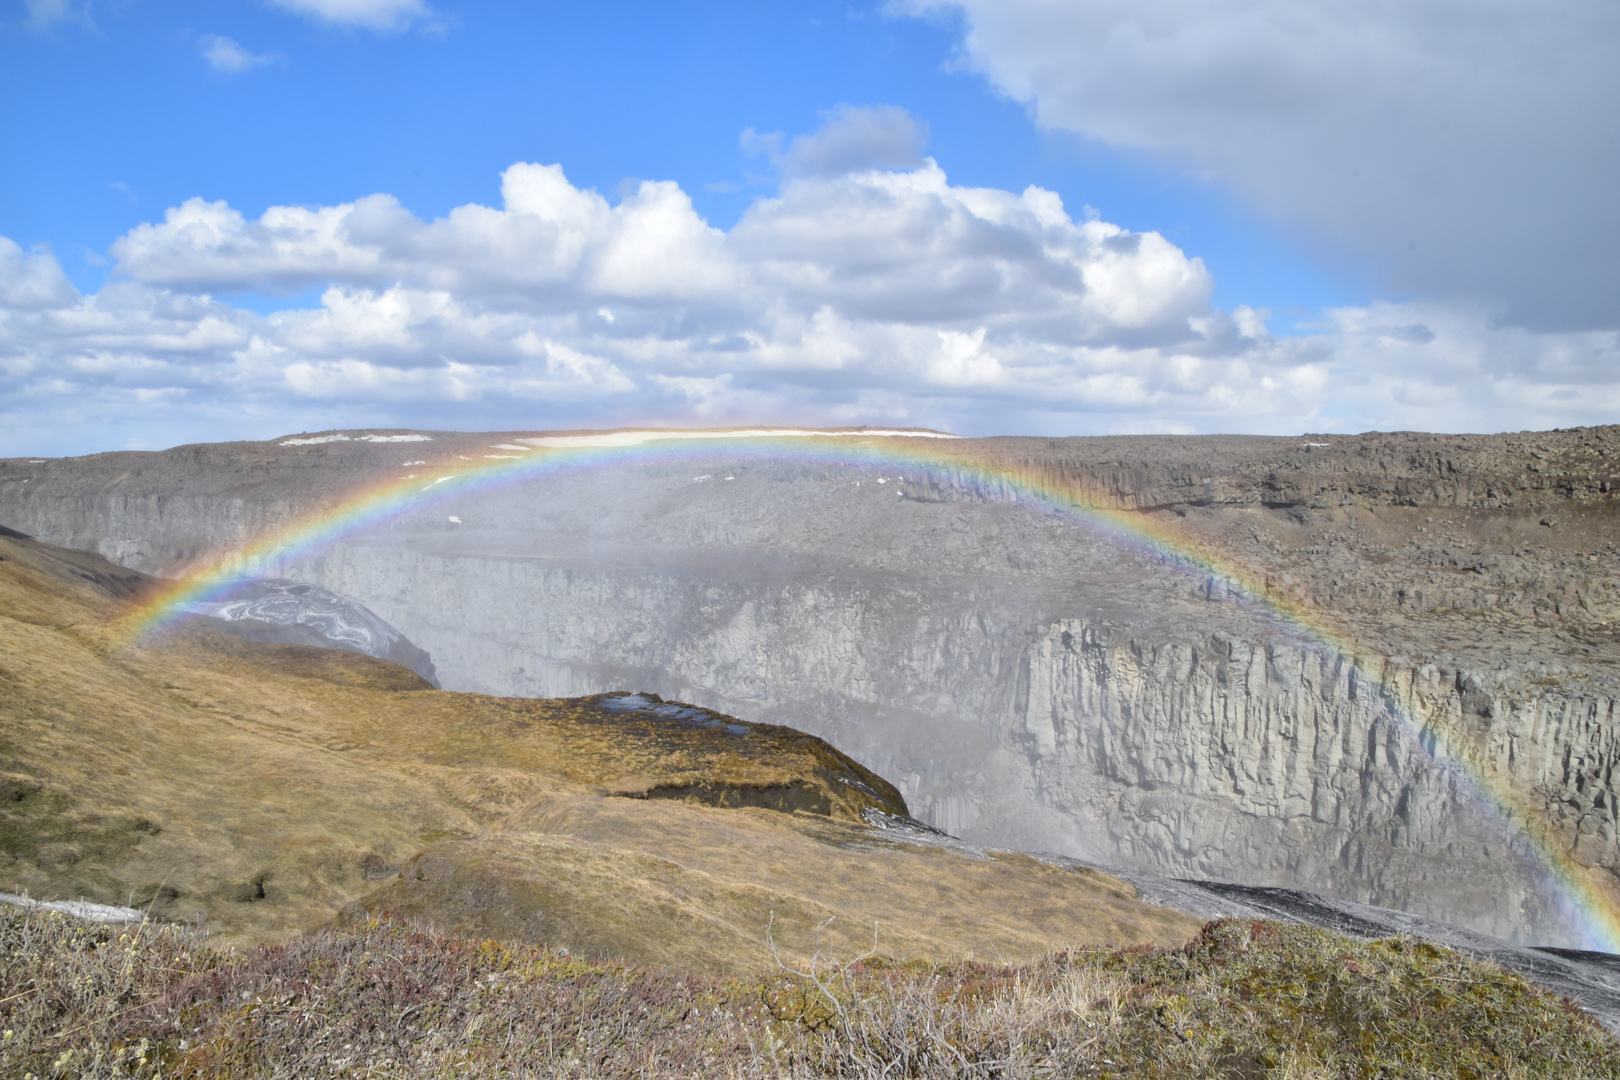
<box><xmin>0</xmin><ymin>530</ymin><xmax>1198</xmax><ymax>972</ymax></box>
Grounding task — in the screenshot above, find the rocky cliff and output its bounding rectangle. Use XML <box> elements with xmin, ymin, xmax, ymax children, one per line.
<box><xmin>3</xmin><ymin>427</ymin><xmax>1617</xmax><ymax>946</ymax></box>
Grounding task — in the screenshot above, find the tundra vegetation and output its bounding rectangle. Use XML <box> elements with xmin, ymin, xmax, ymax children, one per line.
<box><xmin>2</xmin><ymin>908</ymin><xmax>1616</xmax><ymax>1079</ymax></box>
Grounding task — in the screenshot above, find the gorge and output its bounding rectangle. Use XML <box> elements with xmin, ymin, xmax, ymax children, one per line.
<box><xmin>4</xmin><ymin>426</ymin><xmax>1617</xmax><ymax>950</ymax></box>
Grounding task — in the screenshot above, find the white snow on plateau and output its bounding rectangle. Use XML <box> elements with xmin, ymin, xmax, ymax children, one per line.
<box><xmin>517</xmin><ymin>428</ymin><xmax>959</xmax><ymax>449</ymax></box>
<box><xmin>280</xmin><ymin>433</ymin><xmax>433</xmax><ymax>446</ymax></box>
<box><xmin>281</xmin><ymin>434</ymin><xmax>353</xmax><ymax>445</ymax></box>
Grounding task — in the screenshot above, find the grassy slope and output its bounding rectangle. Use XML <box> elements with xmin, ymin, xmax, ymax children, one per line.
<box><xmin>0</xmin><ymin>532</ymin><xmax>1197</xmax><ymax>971</ymax></box>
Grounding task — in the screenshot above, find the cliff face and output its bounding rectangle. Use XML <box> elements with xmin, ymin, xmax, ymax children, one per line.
<box><xmin>3</xmin><ymin>428</ymin><xmax>1617</xmax><ymax>946</ymax></box>
<box><xmin>296</xmin><ymin>544</ymin><xmax>1614</xmax><ymax>943</ymax></box>
<box><xmin>1015</xmin><ymin>627</ymin><xmax>1620</xmax><ymax>937</ymax></box>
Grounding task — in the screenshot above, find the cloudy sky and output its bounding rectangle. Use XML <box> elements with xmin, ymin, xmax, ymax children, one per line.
<box><xmin>2</xmin><ymin>0</ymin><xmax>1615</xmax><ymax>455</ymax></box>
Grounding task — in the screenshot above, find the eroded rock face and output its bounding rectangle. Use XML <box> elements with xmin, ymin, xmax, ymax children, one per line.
<box><xmin>3</xmin><ymin>427</ymin><xmax>1617</xmax><ymax>946</ymax></box>
<box><xmin>177</xmin><ymin>578</ymin><xmax>440</xmax><ymax>687</ymax></box>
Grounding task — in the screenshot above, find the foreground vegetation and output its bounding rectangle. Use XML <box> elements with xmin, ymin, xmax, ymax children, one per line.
<box><xmin>3</xmin><ymin>909</ymin><xmax>1615</xmax><ymax>1079</ymax></box>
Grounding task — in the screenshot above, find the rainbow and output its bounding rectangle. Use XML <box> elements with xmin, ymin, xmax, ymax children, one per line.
<box><xmin>120</xmin><ymin>427</ymin><xmax>1620</xmax><ymax>951</ymax></box>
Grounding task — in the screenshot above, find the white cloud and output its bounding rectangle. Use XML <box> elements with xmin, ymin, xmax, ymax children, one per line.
<box><xmin>22</xmin><ymin>0</ymin><xmax>91</xmax><ymax>31</ymax></box>
<box><xmin>776</xmin><ymin>104</ymin><xmax>930</xmax><ymax>178</ymax></box>
<box><xmin>0</xmin><ymin>239</ymin><xmax>78</xmax><ymax>309</ymax></box>
<box><xmin>267</xmin><ymin>0</ymin><xmax>434</xmax><ymax>32</ymax></box>
<box><xmin>113</xmin><ymin>151</ymin><xmax>1216</xmax><ymax>344</ymax></box>
<box><xmin>897</xmin><ymin>0</ymin><xmax>1620</xmax><ymax>332</ymax></box>
<box><xmin>4</xmin><ymin>110</ymin><xmax>1619</xmax><ymax>455</ymax></box>
<box><xmin>199</xmin><ymin>35</ymin><xmax>278</xmax><ymax>74</ymax></box>
<box><xmin>730</xmin><ymin>164</ymin><xmax>1211</xmax><ymax>341</ymax></box>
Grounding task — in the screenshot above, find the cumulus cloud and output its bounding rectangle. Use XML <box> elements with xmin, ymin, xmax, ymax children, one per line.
<box><xmin>110</xmin><ymin>157</ymin><xmax>1210</xmax><ymax>340</ymax></box>
<box><xmin>267</xmin><ymin>0</ymin><xmax>433</xmax><ymax>32</ymax></box>
<box><xmin>199</xmin><ymin>35</ymin><xmax>278</xmax><ymax>74</ymax></box>
<box><xmin>4</xmin><ymin>112</ymin><xmax>1618</xmax><ymax>455</ymax></box>
<box><xmin>898</xmin><ymin>0</ymin><xmax>1620</xmax><ymax>331</ymax></box>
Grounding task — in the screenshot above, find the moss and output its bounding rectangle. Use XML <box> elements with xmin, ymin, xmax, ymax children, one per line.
<box><xmin>0</xmin><ymin>778</ymin><xmax>155</xmax><ymax>903</ymax></box>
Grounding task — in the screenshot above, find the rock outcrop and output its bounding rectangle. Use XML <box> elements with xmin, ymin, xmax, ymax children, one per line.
<box><xmin>178</xmin><ymin>578</ymin><xmax>439</xmax><ymax>687</ymax></box>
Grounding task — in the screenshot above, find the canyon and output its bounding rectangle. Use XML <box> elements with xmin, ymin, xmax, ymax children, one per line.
<box><xmin>3</xmin><ymin>426</ymin><xmax>1617</xmax><ymax>949</ymax></box>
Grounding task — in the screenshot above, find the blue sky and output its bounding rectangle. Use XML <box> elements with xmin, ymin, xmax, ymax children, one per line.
<box><xmin>2</xmin><ymin>0</ymin><xmax>1615</xmax><ymax>454</ymax></box>
<box><xmin>3</xmin><ymin>1</ymin><xmax>1349</xmax><ymax>314</ymax></box>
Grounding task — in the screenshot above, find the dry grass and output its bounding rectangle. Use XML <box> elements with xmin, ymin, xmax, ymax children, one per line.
<box><xmin>2</xmin><ymin>910</ymin><xmax>1615</xmax><ymax>1079</ymax></box>
<box><xmin>0</xmin><ymin>531</ymin><xmax>1198</xmax><ymax>970</ymax></box>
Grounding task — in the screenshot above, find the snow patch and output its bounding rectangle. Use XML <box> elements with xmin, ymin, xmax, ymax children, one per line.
<box><xmin>517</xmin><ymin>427</ymin><xmax>959</xmax><ymax>449</ymax></box>
<box><xmin>0</xmin><ymin>891</ymin><xmax>145</xmax><ymax>924</ymax></box>
<box><xmin>595</xmin><ymin>693</ymin><xmax>749</xmax><ymax>736</ymax></box>
<box><xmin>178</xmin><ymin>578</ymin><xmax>404</xmax><ymax>655</ymax></box>
<box><xmin>280</xmin><ymin>434</ymin><xmax>351</xmax><ymax>446</ymax></box>
<box><xmin>281</xmin><ymin>433</ymin><xmax>432</xmax><ymax>446</ymax></box>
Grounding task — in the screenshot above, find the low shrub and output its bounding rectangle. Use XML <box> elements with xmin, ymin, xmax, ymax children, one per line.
<box><xmin>2</xmin><ymin>909</ymin><xmax>1615</xmax><ymax>1078</ymax></box>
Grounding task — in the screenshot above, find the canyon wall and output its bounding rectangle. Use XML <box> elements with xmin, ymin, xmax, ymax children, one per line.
<box><xmin>3</xmin><ymin>428</ymin><xmax>1617</xmax><ymax>946</ymax></box>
